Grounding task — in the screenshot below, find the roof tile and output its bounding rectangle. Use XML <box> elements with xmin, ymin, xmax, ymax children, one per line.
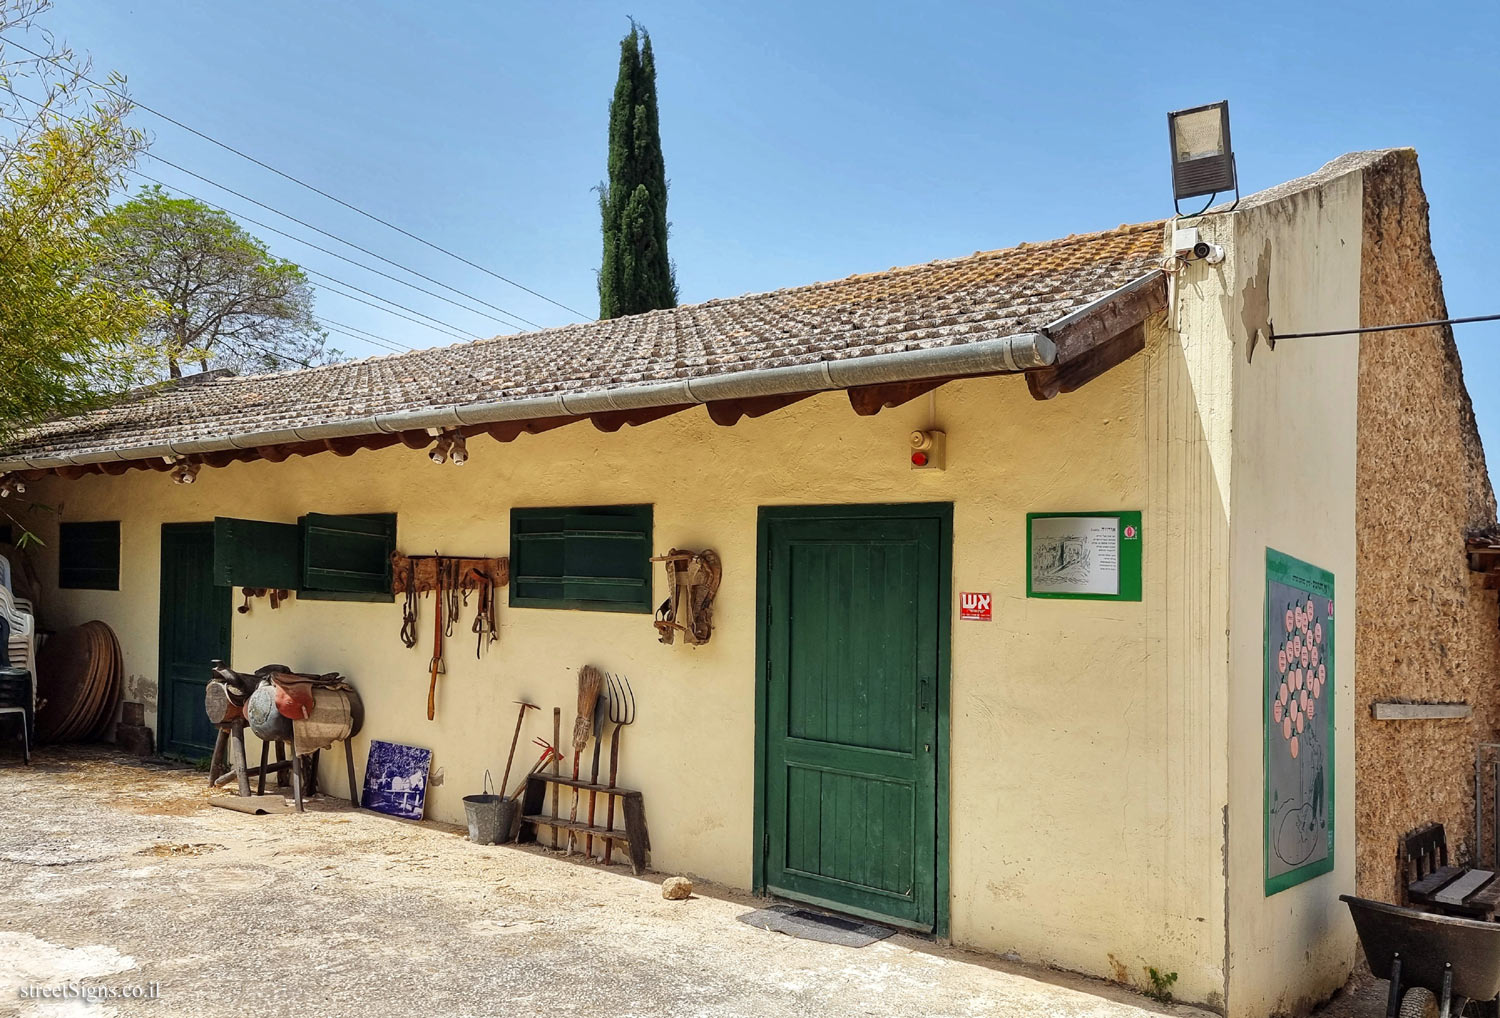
<box><xmin>5</xmin><ymin>219</ymin><xmax>1164</xmax><ymax>463</ymax></box>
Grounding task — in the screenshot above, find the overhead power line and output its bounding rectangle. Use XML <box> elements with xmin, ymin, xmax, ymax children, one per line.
<box><xmin>118</xmin><ymin>171</ymin><xmax>481</xmax><ymax>343</ymax></box>
<box><xmin>319</xmin><ymin>321</ymin><xmax>407</xmax><ymax>356</ymax></box>
<box><xmin>318</xmin><ymin>316</ymin><xmax>413</xmax><ymax>353</ymax></box>
<box><xmin>141</xmin><ymin>153</ymin><xmax>544</xmax><ymax>329</ymax></box>
<box><xmin>310</xmin><ymin>279</ymin><xmax>473</xmax><ymax>344</ymax></box>
<box><xmin>131</xmin><ymin>168</ymin><xmax>530</xmax><ymax>332</ymax></box>
<box><xmin>236</xmin><ymin>338</ymin><xmax>314</xmax><ymax>370</ymax></box>
<box><xmin>302</xmin><ymin>268</ymin><xmax>480</xmax><ymax>340</ymax></box>
<box><xmin>3</xmin><ymin>84</ymin><xmax>541</xmax><ymax>335</ymax></box>
<box><xmin>0</xmin><ymin>33</ymin><xmax>592</xmax><ymax>320</ymax></box>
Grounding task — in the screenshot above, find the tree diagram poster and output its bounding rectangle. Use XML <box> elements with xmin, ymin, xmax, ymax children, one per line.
<box><xmin>1264</xmin><ymin>549</ymin><xmax>1335</xmax><ymax>895</ymax></box>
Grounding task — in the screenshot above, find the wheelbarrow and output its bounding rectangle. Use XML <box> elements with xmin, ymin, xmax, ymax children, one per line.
<box><xmin>1342</xmin><ymin>894</ymin><xmax>1500</xmax><ymax>1017</ymax></box>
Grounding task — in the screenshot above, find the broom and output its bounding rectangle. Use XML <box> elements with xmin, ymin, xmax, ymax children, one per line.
<box><xmin>567</xmin><ymin>665</ymin><xmax>603</xmax><ymax>854</ymax></box>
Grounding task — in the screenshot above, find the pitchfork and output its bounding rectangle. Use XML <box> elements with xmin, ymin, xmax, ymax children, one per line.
<box><xmin>600</xmin><ymin>673</ymin><xmax>636</xmax><ymax>864</ymax></box>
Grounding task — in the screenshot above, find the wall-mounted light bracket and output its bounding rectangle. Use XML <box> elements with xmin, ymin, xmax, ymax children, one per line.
<box><xmin>427</xmin><ymin>429</ymin><xmax>468</xmax><ymax>466</ymax></box>
<box><xmin>1168</xmin><ymin>100</ymin><xmax>1239</xmax><ymax>217</ymax></box>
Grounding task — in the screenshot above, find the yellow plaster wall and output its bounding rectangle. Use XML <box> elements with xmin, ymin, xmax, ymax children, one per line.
<box><xmin>1219</xmin><ymin>172</ymin><xmax>1363</xmax><ymax>1017</ymax></box>
<box><xmin>28</xmin><ymin>310</ymin><xmax>1231</xmax><ymax>1004</ymax></box>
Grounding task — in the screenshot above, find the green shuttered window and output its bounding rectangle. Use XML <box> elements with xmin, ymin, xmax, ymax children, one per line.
<box><xmin>213</xmin><ymin>518</ymin><xmax>300</xmax><ymax>589</ymax></box>
<box><xmin>299</xmin><ymin>513</ymin><xmax>397</xmax><ymax>600</ymax></box>
<box><xmin>212</xmin><ymin>513</ymin><xmax>396</xmax><ymax>602</ymax></box>
<box><xmin>59</xmin><ymin>521</ymin><xmax>120</xmax><ymax>590</ymax></box>
<box><xmin>510</xmin><ymin>505</ymin><xmax>652</xmax><ymax>612</ymax></box>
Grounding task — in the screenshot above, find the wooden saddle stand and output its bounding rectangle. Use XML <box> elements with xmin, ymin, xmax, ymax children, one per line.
<box><xmin>205</xmin><ymin>661</ymin><xmax>362</xmax><ymax>812</ymax></box>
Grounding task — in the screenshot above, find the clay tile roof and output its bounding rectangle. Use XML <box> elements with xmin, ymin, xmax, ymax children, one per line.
<box><xmin>2</xmin><ymin>219</ymin><xmax>1164</xmax><ymax>466</ymax></box>
<box><xmin>1470</xmin><ymin>524</ymin><xmax>1500</xmax><ymax>548</ymax></box>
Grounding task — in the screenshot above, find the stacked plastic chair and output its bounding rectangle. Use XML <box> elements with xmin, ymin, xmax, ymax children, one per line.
<box><xmin>0</xmin><ymin>614</ymin><xmax>31</xmax><ymax>762</ymax></box>
<box><xmin>0</xmin><ymin>553</ymin><xmax>31</xmax><ymax>613</ymax></box>
<box><xmin>0</xmin><ymin>555</ymin><xmax>35</xmax><ymax>680</ymax></box>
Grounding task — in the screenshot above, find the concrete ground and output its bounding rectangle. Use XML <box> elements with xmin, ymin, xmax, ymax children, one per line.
<box><xmin>0</xmin><ymin>747</ymin><xmax>1339</xmax><ymax>1018</ymax></box>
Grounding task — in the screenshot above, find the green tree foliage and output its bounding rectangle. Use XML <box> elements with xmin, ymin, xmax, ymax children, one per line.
<box><xmin>0</xmin><ymin>0</ymin><xmax>158</xmax><ymax>443</ymax></box>
<box><xmin>92</xmin><ymin>185</ymin><xmax>337</xmax><ymax>377</ymax></box>
<box><xmin>597</xmin><ymin>21</ymin><xmax>677</xmax><ymax>319</ymax></box>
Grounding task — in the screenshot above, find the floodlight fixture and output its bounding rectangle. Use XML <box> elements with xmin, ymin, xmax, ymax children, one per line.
<box><xmin>1169</xmin><ymin>100</ymin><xmax>1238</xmax><ymax>216</ymax></box>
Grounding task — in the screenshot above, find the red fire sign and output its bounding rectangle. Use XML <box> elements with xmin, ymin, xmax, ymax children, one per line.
<box><xmin>959</xmin><ymin>592</ymin><xmax>992</xmax><ymax>621</ymax></box>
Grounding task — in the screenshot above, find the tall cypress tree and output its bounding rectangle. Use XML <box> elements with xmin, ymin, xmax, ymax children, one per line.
<box><xmin>598</xmin><ymin>21</ymin><xmax>677</xmax><ymax>319</ymax></box>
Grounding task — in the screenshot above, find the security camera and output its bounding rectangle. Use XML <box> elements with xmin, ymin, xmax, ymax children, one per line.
<box><xmin>1193</xmin><ymin>241</ymin><xmax>1225</xmax><ymax>264</ymax></box>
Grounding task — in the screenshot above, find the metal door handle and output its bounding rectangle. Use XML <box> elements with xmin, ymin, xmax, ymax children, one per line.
<box><xmin>919</xmin><ymin>679</ymin><xmax>930</xmax><ymax>711</ymax></box>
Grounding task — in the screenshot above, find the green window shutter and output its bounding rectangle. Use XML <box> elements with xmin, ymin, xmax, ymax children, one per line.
<box><xmin>300</xmin><ymin>513</ymin><xmax>396</xmax><ymax>598</ymax></box>
<box><xmin>510</xmin><ymin>505</ymin><xmax>652</xmax><ymax>612</ymax></box>
<box><xmin>58</xmin><ymin>521</ymin><xmax>120</xmax><ymax>590</ymax></box>
<box><xmin>213</xmin><ymin>518</ymin><xmax>300</xmax><ymax>589</ymax></box>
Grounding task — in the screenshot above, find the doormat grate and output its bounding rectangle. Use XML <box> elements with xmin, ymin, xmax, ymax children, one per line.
<box><xmin>736</xmin><ymin>903</ymin><xmax>896</xmax><ymax>947</ymax></box>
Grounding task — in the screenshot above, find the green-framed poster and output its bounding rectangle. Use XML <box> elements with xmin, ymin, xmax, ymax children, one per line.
<box><xmin>1264</xmin><ymin>548</ymin><xmax>1335</xmax><ymax>895</ymax></box>
<box><xmin>1025</xmin><ymin>511</ymin><xmax>1142</xmax><ymax>601</ymax></box>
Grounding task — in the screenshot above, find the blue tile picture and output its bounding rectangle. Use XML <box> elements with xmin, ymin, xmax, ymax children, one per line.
<box><xmin>361</xmin><ymin>740</ymin><xmax>432</xmax><ymax>820</ymax></box>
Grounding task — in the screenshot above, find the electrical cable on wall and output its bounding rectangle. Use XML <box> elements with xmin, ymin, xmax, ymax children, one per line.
<box><xmin>1272</xmin><ymin>315</ymin><xmax>1500</xmax><ymax>341</ymax></box>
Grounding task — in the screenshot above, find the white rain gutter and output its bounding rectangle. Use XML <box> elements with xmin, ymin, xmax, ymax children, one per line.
<box><xmin>1</xmin><ymin>271</ymin><xmax>1162</xmax><ymax>472</ymax></box>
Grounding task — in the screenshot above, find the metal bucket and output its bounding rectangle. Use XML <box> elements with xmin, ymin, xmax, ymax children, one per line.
<box><xmin>463</xmin><ymin>771</ymin><xmax>503</xmax><ymax>845</ymax></box>
<box><xmin>245</xmin><ymin>681</ymin><xmax>293</xmax><ymax>742</ymax></box>
<box><xmin>495</xmin><ymin>796</ymin><xmax>520</xmax><ymax>844</ymax></box>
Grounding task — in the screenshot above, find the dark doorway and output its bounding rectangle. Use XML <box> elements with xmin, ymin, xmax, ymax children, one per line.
<box><xmin>157</xmin><ymin>523</ymin><xmax>231</xmax><ymax>758</ymax></box>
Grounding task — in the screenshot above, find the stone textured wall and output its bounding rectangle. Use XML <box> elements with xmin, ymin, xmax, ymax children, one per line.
<box><xmin>1355</xmin><ymin>149</ymin><xmax>1500</xmax><ymax>899</ymax></box>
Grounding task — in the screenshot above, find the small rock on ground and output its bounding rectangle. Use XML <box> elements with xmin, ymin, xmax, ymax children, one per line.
<box><xmin>662</xmin><ymin>875</ymin><xmax>693</xmax><ymax>900</ymax></box>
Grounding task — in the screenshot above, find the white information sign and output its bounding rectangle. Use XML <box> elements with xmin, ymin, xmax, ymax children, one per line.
<box><xmin>1028</xmin><ymin>515</ymin><xmax>1120</xmax><ymax>596</ymax></box>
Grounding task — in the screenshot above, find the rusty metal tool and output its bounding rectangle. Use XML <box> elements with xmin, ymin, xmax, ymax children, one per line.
<box><xmin>585</xmin><ymin>688</ymin><xmax>608</xmax><ymax>857</ymax></box>
<box><xmin>426</xmin><ymin>557</ymin><xmax>445</xmax><ymax>720</ymax></box>
<box><xmin>509</xmin><ymin>738</ymin><xmax>560</xmax><ymax>800</ymax></box>
<box><xmin>499</xmin><ymin>700</ymin><xmax>539</xmax><ymax>798</ymax></box>
<box><xmin>568</xmin><ymin>665</ymin><xmax>603</xmax><ymax>855</ymax></box>
<box><xmin>400</xmin><ymin>559</ymin><xmax>419</xmax><ymax>648</ymax></box>
<box><xmin>603</xmin><ymin>673</ymin><xmax>636</xmax><ymax>865</ymax></box>
<box><xmin>551</xmin><ymin>707</ymin><xmax>562</xmax><ymax>848</ymax></box>
<box><xmin>469</xmin><ymin>567</ymin><xmax>496</xmax><ymax>658</ymax></box>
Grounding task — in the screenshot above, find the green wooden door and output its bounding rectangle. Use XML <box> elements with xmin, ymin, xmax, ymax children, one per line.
<box><xmin>759</xmin><ymin>506</ymin><xmax>948</xmax><ymax>931</ymax></box>
<box><xmin>158</xmin><ymin>523</ymin><xmax>231</xmax><ymax>758</ymax></box>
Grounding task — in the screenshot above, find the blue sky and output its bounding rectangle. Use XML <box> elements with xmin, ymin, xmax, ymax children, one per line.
<box><xmin>40</xmin><ymin>1</ymin><xmax>1500</xmax><ymax>487</ymax></box>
